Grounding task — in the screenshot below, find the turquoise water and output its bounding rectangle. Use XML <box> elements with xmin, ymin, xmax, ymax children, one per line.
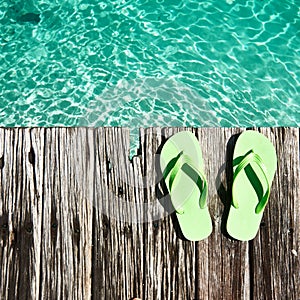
<box><xmin>0</xmin><ymin>0</ymin><xmax>299</xmax><ymax>131</ymax></box>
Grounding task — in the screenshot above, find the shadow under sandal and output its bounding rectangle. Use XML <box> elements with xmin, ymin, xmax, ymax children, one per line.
<box><xmin>160</xmin><ymin>131</ymin><xmax>212</xmax><ymax>241</ymax></box>
<box><xmin>226</xmin><ymin>130</ymin><xmax>277</xmax><ymax>241</ymax></box>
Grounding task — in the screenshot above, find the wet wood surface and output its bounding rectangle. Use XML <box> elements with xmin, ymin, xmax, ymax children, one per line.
<box><xmin>0</xmin><ymin>127</ymin><xmax>299</xmax><ymax>299</ymax></box>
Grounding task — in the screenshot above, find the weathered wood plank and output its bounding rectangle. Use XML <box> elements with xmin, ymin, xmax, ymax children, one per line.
<box><xmin>93</xmin><ymin>127</ymin><xmax>137</xmax><ymax>299</ymax></box>
<box><xmin>0</xmin><ymin>128</ymin><xmax>44</xmax><ymax>299</ymax></box>
<box><xmin>141</xmin><ymin>127</ymin><xmax>197</xmax><ymax>300</ymax></box>
<box><xmin>196</xmin><ymin>128</ymin><xmax>249</xmax><ymax>300</ymax></box>
<box><xmin>38</xmin><ymin>128</ymin><xmax>93</xmax><ymax>299</ymax></box>
<box><xmin>251</xmin><ymin>128</ymin><xmax>300</xmax><ymax>300</ymax></box>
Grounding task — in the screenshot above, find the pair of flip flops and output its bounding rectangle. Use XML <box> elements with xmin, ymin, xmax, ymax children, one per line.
<box><xmin>160</xmin><ymin>130</ymin><xmax>277</xmax><ymax>241</ymax></box>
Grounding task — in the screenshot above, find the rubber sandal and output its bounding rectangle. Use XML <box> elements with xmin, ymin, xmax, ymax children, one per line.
<box><xmin>160</xmin><ymin>131</ymin><xmax>212</xmax><ymax>241</ymax></box>
<box><xmin>226</xmin><ymin>130</ymin><xmax>277</xmax><ymax>241</ymax></box>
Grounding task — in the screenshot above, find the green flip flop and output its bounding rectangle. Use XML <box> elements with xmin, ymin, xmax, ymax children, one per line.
<box><xmin>160</xmin><ymin>131</ymin><xmax>212</xmax><ymax>241</ymax></box>
<box><xmin>226</xmin><ymin>130</ymin><xmax>277</xmax><ymax>241</ymax></box>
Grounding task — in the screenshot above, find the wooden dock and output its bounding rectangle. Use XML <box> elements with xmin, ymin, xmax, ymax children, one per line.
<box><xmin>0</xmin><ymin>127</ymin><xmax>299</xmax><ymax>299</ymax></box>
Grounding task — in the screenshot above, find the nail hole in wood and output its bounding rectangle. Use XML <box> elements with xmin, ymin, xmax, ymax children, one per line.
<box><xmin>124</xmin><ymin>225</ymin><xmax>132</xmax><ymax>237</ymax></box>
<box><xmin>28</xmin><ymin>147</ymin><xmax>35</xmax><ymax>165</ymax></box>
<box><xmin>1</xmin><ymin>222</ymin><xmax>8</xmax><ymax>229</ymax></box>
<box><xmin>260</xmin><ymin>221</ymin><xmax>266</xmax><ymax>227</ymax></box>
<box><xmin>118</xmin><ymin>187</ymin><xmax>124</xmax><ymax>196</ymax></box>
<box><xmin>25</xmin><ymin>223</ymin><xmax>33</xmax><ymax>234</ymax></box>
<box><xmin>0</xmin><ymin>156</ymin><xmax>4</xmax><ymax>169</ymax></box>
<box><xmin>107</xmin><ymin>159</ymin><xmax>112</xmax><ymax>172</ymax></box>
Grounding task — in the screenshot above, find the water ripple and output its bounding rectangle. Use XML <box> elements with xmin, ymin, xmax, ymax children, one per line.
<box><xmin>0</xmin><ymin>0</ymin><xmax>299</xmax><ymax>128</ymax></box>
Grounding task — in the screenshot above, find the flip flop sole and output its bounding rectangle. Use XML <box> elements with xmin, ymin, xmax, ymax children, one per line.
<box><xmin>160</xmin><ymin>131</ymin><xmax>212</xmax><ymax>241</ymax></box>
<box><xmin>227</xmin><ymin>130</ymin><xmax>277</xmax><ymax>241</ymax></box>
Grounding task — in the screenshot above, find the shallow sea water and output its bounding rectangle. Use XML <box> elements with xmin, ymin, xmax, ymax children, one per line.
<box><xmin>0</xmin><ymin>0</ymin><xmax>299</xmax><ymax>152</ymax></box>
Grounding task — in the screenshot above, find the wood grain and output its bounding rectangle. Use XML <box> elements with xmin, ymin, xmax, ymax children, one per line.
<box><xmin>0</xmin><ymin>128</ymin><xmax>43</xmax><ymax>299</ymax></box>
<box><xmin>251</xmin><ymin>128</ymin><xmax>299</xmax><ymax>300</ymax></box>
<box><xmin>196</xmin><ymin>128</ymin><xmax>249</xmax><ymax>300</ymax></box>
<box><xmin>39</xmin><ymin>128</ymin><xmax>93</xmax><ymax>300</ymax></box>
<box><xmin>0</xmin><ymin>127</ymin><xmax>298</xmax><ymax>300</ymax></box>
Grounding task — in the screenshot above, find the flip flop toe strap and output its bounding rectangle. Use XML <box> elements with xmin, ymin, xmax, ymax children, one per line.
<box><xmin>163</xmin><ymin>151</ymin><xmax>208</xmax><ymax>214</ymax></box>
<box><xmin>232</xmin><ymin>150</ymin><xmax>270</xmax><ymax>214</ymax></box>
